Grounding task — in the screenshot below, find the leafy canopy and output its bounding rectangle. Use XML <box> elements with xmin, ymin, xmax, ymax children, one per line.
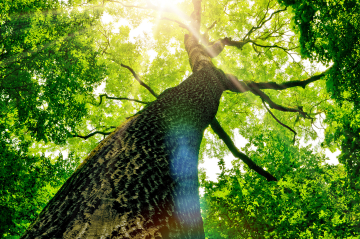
<box><xmin>1</xmin><ymin>0</ymin><xmax>359</xmax><ymax>238</ymax></box>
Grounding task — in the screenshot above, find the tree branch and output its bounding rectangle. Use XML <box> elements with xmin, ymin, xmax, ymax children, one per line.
<box><xmin>262</xmin><ymin>100</ymin><xmax>297</xmax><ymax>144</ymax></box>
<box><xmin>223</xmin><ymin>38</ymin><xmax>251</xmax><ymax>49</ymax></box>
<box><xmin>248</xmin><ymin>69</ymin><xmax>330</xmax><ymax>90</ymax></box>
<box><xmin>99</xmin><ymin>94</ymin><xmax>149</xmax><ymax>105</ymax></box>
<box><xmin>250</xmin><ymin>40</ymin><xmax>298</xmax><ymax>52</ymax></box>
<box><xmin>210</xmin><ymin>117</ymin><xmax>277</xmax><ymax>182</ymax></box>
<box><xmin>73</xmin><ymin>130</ymin><xmax>114</xmax><ymax>140</ymax></box>
<box><xmin>249</xmin><ymin>86</ymin><xmax>310</xmax><ymax>118</ymax></box>
<box><xmin>226</xmin><ymin>69</ymin><xmax>330</xmax><ymax>94</ymax></box>
<box><xmin>243</xmin><ymin>4</ymin><xmax>287</xmax><ymax>41</ymax></box>
<box><xmin>119</xmin><ymin>63</ymin><xmax>159</xmax><ymax>98</ymax></box>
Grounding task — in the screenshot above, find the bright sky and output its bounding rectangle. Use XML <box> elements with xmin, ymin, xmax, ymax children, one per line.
<box><xmin>97</xmin><ymin>6</ymin><xmax>341</xmax><ymax>183</ymax></box>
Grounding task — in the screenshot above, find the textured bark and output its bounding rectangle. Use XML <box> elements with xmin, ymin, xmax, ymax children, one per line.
<box><xmin>21</xmin><ymin>62</ymin><xmax>236</xmax><ymax>238</ymax></box>
<box><xmin>20</xmin><ymin>3</ymin><xmax>242</xmax><ymax>234</ymax></box>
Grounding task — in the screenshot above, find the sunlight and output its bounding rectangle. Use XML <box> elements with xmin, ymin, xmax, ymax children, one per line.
<box><xmin>149</xmin><ymin>0</ymin><xmax>184</xmax><ymax>8</ymax></box>
<box><xmin>149</xmin><ymin>0</ymin><xmax>191</xmax><ymax>27</ymax></box>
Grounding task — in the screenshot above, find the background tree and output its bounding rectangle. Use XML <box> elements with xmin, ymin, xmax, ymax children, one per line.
<box><xmin>1</xmin><ymin>0</ymin><xmax>359</xmax><ymax>238</ymax></box>
<box><xmin>1</xmin><ymin>0</ymin><xmax>106</xmax><ymax>236</ymax></box>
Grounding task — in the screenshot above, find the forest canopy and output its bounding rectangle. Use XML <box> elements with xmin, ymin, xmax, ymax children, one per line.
<box><xmin>1</xmin><ymin>0</ymin><xmax>359</xmax><ymax>238</ymax></box>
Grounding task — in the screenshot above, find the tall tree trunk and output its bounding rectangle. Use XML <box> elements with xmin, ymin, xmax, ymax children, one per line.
<box><xmin>21</xmin><ymin>32</ymin><xmax>236</xmax><ymax>237</ymax></box>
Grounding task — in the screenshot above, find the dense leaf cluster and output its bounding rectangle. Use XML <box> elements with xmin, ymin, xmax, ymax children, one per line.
<box><xmin>0</xmin><ymin>135</ymin><xmax>79</xmax><ymax>237</ymax></box>
<box><xmin>279</xmin><ymin>0</ymin><xmax>360</xmax><ymax>106</ymax></box>
<box><xmin>1</xmin><ymin>1</ymin><xmax>106</xmax><ymax>237</ymax></box>
<box><xmin>1</xmin><ymin>0</ymin><xmax>106</xmax><ymax>143</ymax></box>
<box><xmin>201</xmin><ymin>130</ymin><xmax>359</xmax><ymax>238</ymax></box>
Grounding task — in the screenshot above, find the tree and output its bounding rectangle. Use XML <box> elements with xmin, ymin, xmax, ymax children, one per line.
<box><xmin>1</xmin><ymin>0</ymin><xmax>106</xmax><ymax>236</ymax></box>
<box><xmin>1</xmin><ymin>0</ymin><xmax>358</xmax><ymax>238</ymax></box>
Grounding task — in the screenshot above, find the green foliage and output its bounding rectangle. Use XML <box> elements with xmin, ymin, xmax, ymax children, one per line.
<box><xmin>0</xmin><ymin>137</ymin><xmax>79</xmax><ymax>238</ymax></box>
<box><xmin>278</xmin><ymin>0</ymin><xmax>360</xmax><ymax>106</ymax></box>
<box><xmin>0</xmin><ymin>1</ymin><xmax>105</xmax><ymax>237</ymax></box>
<box><xmin>201</xmin><ymin>137</ymin><xmax>359</xmax><ymax>238</ymax></box>
<box><xmin>1</xmin><ymin>0</ymin><xmax>360</xmax><ymax>237</ymax></box>
<box><xmin>1</xmin><ymin>0</ymin><xmax>107</xmax><ymax>143</ymax></box>
<box><xmin>323</xmin><ymin>100</ymin><xmax>360</xmax><ymax>193</ymax></box>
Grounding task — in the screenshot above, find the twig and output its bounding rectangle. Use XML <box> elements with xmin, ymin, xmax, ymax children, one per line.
<box><xmin>73</xmin><ymin>131</ymin><xmax>112</xmax><ymax>140</ymax></box>
<box><xmin>262</xmin><ymin>100</ymin><xmax>297</xmax><ymax>144</ymax></box>
<box><xmin>99</xmin><ymin>94</ymin><xmax>149</xmax><ymax>105</ymax></box>
<box><xmin>106</xmin><ymin>56</ymin><xmax>159</xmax><ymax>98</ymax></box>
<box><xmin>210</xmin><ymin>118</ymin><xmax>277</xmax><ymax>182</ymax></box>
<box><xmin>250</xmin><ymin>41</ymin><xmax>298</xmax><ymax>52</ymax></box>
<box><xmin>243</xmin><ymin>5</ymin><xmax>287</xmax><ymax>41</ymax></box>
<box><xmin>120</xmin><ymin>63</ymin><xmax>158</xmax><ymax>98</ymax></box>
<box><xmin>206</xmin><ymin>20</ymin><xmax>217</xmax><ymax>32</ymax></box>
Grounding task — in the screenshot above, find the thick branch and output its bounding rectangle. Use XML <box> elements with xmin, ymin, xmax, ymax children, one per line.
<box><xmin>226</xmin><ymin>69</ymin><xmax>329</xmax><ymax>94</ymax></box>
<box><xmin>249</xmin><ymin>86</ymin><xmax>310</xmax><ymax>118</ymax></box>
<box><xmin>262</xmin><ymin>100</ymin><xmax>297</xmax><ymax>144</ymax></box>
<box><xmin>223</xmin><ymin>38</ymin><xmax>251</xmax><ymax>49</ymax></box>
<box><xmin>119</xmin><ymin>63</ymin><xmax>159</xmax><ymax>98</ymax></box>
<box><xmin>210</xmin><ymin>118</ymin><xmax>278</xmax><ymax>182</ymax></box>
<box><xmin>99</xmin><ymin>94</ymin><xmax>149</xmax><ymax>105</ymax></box>
<box><xmin>248</xmin><ymin>71</ymin><xmax>328</xmax><ymax>90</ymax></box>
<box><xmin>226</xmin><ymin>74</ymin><xmax>313</xmax><ymax>121</ymax></box>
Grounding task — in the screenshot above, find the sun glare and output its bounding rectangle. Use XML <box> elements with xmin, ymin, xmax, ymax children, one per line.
<box><xmin>150</xmin><ymin>0</ymin><xmax>184</xmax><ymax>8</ymax></box>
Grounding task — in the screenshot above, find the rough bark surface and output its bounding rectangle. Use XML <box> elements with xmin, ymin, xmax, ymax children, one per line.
<box><xmin>21</xmin><ymin>62</ymin><xmax>235</xmax><ymax>238</ymax></box>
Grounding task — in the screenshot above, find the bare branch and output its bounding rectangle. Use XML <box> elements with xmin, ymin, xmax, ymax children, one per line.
<box><xmin>309</xmin><ymin>98</ymin><xmax>330</xmax><ymax>113</ymax></box>
<box><xmin>225</xmin><ymin>69</ymin><xmax>328</xmax><ymax>95</ymax></box>
<box><xmin>73</xmin><ymin>130</ymin><xmax>113</xmax><ymax>140</ymax></box>
<box><xmin>120</xmin><ymin>63</ymin><xmax>158</xmax><ymax>98</ymax></box>
<box><xmin>243</xmin><ymin>5</ymin><xmax>287</xmax><ymax>41</ymax></box>
<box><xmin>206</xmin><ymin>20</ymin><xmax>217</xmax><ymax>32</ymax></box>
<box><xmin>210</xmin><ymin>117</ymin><xmax>278</xmax><ymax>182</ymax></box>
<box><xmin>250</xmin><ymin>40</ymin><xmax>298</xmax><ymax>52</ymax></box>
<box><xmin>248</xmin><ymin>86</ymin><xmax>310</xmax><ymax>118</ymax></box>
<box><xmin>222</xmin><ymin>38</ymin><xmax>251</xmax><ymax>49</ymax></box>
<box><xmin>98</xmin><ymin>27</ymin><xmax>111</xmax><ymax>54</ymax></box>
<box><xmin>262</xmin><ymin>100</ymin><xmax>297</xmax><ymax>144</ymax></box>
<box><xmin>247</xmin><ymin>69</ymin><xmax>330</xmax><ymax>90</ymax></box>
<box><xmin>99</xmin><ymin>94</ymin><xmax>149</xmax><ymax>105</ymax></box>
<box><xmin>107</xmin><ymin>56</ymin><xmax>159</xmax><ymax>98</ymax></box>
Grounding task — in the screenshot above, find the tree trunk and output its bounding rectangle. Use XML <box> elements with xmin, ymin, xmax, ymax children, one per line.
<box><xmin>21</xmin><ymin>49</ymin><xmax>236</xmax><ymax>238</ymax></box>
